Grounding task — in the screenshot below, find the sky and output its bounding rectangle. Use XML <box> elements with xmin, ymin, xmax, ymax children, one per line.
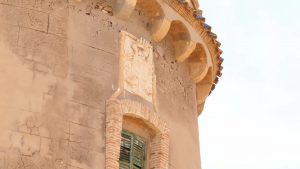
<box><xmin>198</xmin><ymin>0</ymin><xmax>300</xmax><ymax>169</ymax></box>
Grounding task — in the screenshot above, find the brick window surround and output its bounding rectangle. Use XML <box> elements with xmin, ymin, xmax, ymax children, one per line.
<box><xmin>105</xmin><ymin>99</ymin><xmax>170</xmax><ymax>169</ymax></box>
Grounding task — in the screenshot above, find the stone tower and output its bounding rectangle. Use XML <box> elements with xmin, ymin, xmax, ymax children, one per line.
<box><xmin>0</xmin><ymin>0</ymin><xmax>223</xmax><ymax>169</ymax></box>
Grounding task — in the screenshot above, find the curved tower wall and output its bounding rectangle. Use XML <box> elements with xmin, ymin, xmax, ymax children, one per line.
<box><xmin>0</xmin><ymin>0</ymin><xmax>222</xmax><ymax>169</ymax></box>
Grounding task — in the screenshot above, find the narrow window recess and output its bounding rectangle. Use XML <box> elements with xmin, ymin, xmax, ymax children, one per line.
<box><xmin>119</xmin><ymin>130</ymin><xmax>147</xmax><ymax>169</ymax></box>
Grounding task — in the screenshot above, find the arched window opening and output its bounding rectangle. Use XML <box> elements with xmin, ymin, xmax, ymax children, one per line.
<box><xmin>105</xmin><ymin>99</ymin><xmax>169</xmax><ymax>169</ymax></box>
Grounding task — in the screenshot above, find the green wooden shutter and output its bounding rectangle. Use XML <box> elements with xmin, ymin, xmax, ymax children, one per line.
<box><xmin>120</xmin><ymin>132</ymin><xmax>132</xmax><ymax>169</ymax></box>
<box><xmin>132</xmin><ymin>136</ymin><xmax>145</xmax><ymax>169</ymax></box>
<box><xmin>119</xmin><ymin>131</ymin><xmax>146</xmax><ymax>169</ymax></box>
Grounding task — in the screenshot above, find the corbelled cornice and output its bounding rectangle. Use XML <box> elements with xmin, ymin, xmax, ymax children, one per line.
<box><xmin>112</xmin><ymin>0</ymin><xmax>223</xmax><ymax>114</ymax></box>
<box><xmin>164</xmin><ymin>0</ymin><xmax>223</xmax><ymax>96</ymax></box>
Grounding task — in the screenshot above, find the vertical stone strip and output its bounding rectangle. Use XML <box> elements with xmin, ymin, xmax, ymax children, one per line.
<box><xmin>105</xmin><ymin>99</ymin><xmax>123</xmax><ymax>169</ymax></box>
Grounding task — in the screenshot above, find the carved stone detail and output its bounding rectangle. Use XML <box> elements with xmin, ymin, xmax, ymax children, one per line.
<box><xmin>119</xmin><ymin>31</ymin><xmax>155</xmax><ymax>103</ymax></box>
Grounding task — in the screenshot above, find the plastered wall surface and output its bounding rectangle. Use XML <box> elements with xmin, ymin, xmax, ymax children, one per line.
<box><xmin>0</xmin><ymin>1</ymin><xmax>201</xmax><ymax>169</ymax></box>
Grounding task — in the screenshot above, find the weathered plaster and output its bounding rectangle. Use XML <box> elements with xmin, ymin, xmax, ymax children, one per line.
<box><xmin>0</xmin><ymin>0</ymin><xmax>218</xmax><ymax>169</ymax></box>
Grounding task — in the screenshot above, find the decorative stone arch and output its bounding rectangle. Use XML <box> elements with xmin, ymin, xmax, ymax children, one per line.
<box><xmin>166</xmin><ymin>20</ymin><xmax>196</xmax><ymax>62</ymax></box>
<box><xmin>105</xmin><ymin>99</ymin><xmax>169</xmax><ymax>169</ymax></box>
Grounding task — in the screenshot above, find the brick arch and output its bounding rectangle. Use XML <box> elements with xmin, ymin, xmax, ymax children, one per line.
<box><xmin>105</xmin><ymin>99</ymin><xmax>169</xmax><ymax>169</ymax></box>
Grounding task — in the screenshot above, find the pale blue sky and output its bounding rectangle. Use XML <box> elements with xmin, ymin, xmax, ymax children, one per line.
<box><xmin>198</xmin><ymin>0</ymin><xmax>300</xmax><ymax>169</ymax></box>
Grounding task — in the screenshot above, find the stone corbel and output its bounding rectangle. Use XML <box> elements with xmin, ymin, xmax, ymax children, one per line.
<box><xmin>113</xmin><ymin>0</ymin><xmax>137</xmax><ymax>20</ymax></box>
<box><xmin>151</xmin><ymin>17</ymin><xmax>171</xmax><ymax>42</ymax></box>
<box><xmin>174</xmin><ymin>40</ymin><xmax>196</xmax><ymax>62</ymax></box>
<box><xmin>195</xmin><ymin>68</ymin><xmax>213</xmax><ymax>105</ymax></box>
<box><xmin>196</xmin><ymin>83</ymin><xmax>212</xmax><ymax>105</ymax></box>
<box><xmin>197</xmin><ymin>102</ymin><xmax>205</xmax><ymax>115</ymax></box>
<box><xmin>190</xmin><ymin>63</ymin><xmax>209</xmax><ymax>83</ymax></box>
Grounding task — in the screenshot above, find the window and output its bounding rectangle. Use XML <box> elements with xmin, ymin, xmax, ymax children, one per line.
<box><xmin>105</xmin><ymin>99</ymin><xmax>169</xmax><ymax>169</ymax></box>
<box><xmin>119</xmin><ymin>130</ymin><xmax>146</xmax><ymax>169</ymax></box>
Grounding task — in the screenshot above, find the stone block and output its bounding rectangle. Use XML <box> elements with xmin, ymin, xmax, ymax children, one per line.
<box><xmin>48</xmin><ymin>14</ymin><xmax>68</xmax><ymax>37</ymax></box>
<box><xmin>18</xmin><ymin>27</ymin><xmax>69</xmax><ymax>76</ymax></box>
<box><xmin>19</xmin><ymin>0</ymin><xmax>69</xmax><ymax>16</ymax></box>
<box><xmin>9</xmin><ymin>132</ymin><xmax>40</xmax><ymax>156</ymax></box>
<box><xmin>0</xmin><ymin>0</ymin><xmax>20</xmax><ymax>6</ymax></box>
<box><xmin>0</xmin><ymin>24</ymin><xmax>19</xmax><ymax>50</ymax></box>
<box><xmin>69</xmin><ymin>122</ymin><xmax>104</xmax><ymax>152</ymax></box>
<box><xmin>68</xmin><ymin>142</ymin><xmax>103</xmax><ymax>169</ymax></box>
<box><xmin>41</xmin><ymin>137</ymin><xmax>70</xmax><ymax>159</ymax></box>
<box><xmin>71</xmin><ymin>74</ymin><xmax>112</xmax><ymax>110</ymax></box>
<box><xmin>66</xmin><ymin>102</ymin><xmax>105</xmax><ymax>130</ymax></box>
<box><xmin>70</xmin><ymin>123</ymin><xmax>92</xmax><ymax>142</ymax></box>
<box><xmin>48</xmin><ymin>0</ymin><xmax>70</xmax><ymax>17</ymax></box>
<box><xmin>0</xmin><ymin>4</ymin><xmax>48</xmax><ymax>32</ymax></box>
<box><xmin>21</xmin><ymin>156</ymin><xmax>41</xmax><ymax>169</ymax></box>
<box><xmin>19</xmin><ymin>0</ymin><xmax>50</xmax><ymax>12</ymax></box>
<box><xmin>68</xmin><ymin>10</ymin><xmax>117</xmax><ymax>54</ymax></box>
<box><xmin>40</xmin><ymin>137</ymin><xmax>51</xmax><ymax>157</ymax></box>
<box><xmin>70</xmin><ymin>43</ymin><xmax>115</xmax><ymax>78</ymax></box>
<box><xmin>38</xmin><ymin>125</ymin><xmax>51</xmax><ymax>138</ymax></box>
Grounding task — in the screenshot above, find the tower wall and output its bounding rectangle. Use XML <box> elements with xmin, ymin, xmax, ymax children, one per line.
<box><xmin>0</xmin><ymin>1</ymin><xmax>202</xmax><ymax>169</ymax></box>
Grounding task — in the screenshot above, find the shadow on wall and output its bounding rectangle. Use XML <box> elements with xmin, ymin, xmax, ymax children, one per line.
<box><xmin>0</xmin><ymin>42</ymin><xmax>39</xmax><ymax>144</ymax></box>
<box><xmin>0</xmin><ymin>40</ymin><xmax>67</xmax><ymax>167</ymax></box>
<box><xmin>0</xmin><ymin>38</ymin><xmax>104</xmax><ymax>168</ymax></box>
<box><xmin>0</xmin><ymin>41</ymin><xmax>59</xmax><ymax>146</ymax></box>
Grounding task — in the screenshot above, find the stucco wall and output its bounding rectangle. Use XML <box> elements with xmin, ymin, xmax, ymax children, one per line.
<box><xmin>0</xmin><ymin>1</ymin><xmax>201</xmax><ymax>169</ymax></box>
